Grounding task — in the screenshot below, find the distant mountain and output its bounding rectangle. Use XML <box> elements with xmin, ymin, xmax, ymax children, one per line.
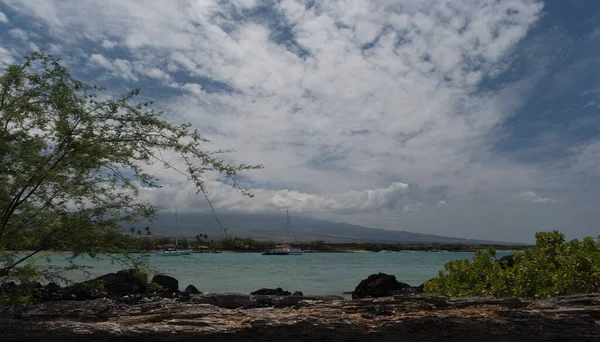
<box><xmin>138</xmin><ymin>212</ymin><xmax>518</xmax><ymax>245</ymax></box>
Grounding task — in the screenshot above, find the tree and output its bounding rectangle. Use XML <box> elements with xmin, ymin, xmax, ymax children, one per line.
<box><xmin>0</xmin><ymin>52</ymin><xmax>261</xmax><ymax>285</ymax></box>
<box><xmin>308</xmin><ymin>240</ymin><xmax>331</xmax><ymax>251</ymax></box>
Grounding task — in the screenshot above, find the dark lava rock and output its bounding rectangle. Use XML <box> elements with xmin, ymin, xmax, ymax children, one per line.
<box><xmin>0</xmin><ymin>281</ymin><xmax>17</xmax><ymax>294</ymax></box>
<box><xmin>38</xmin><ymin>283</ymin><xmax>63</xmax><ymax>302</ymax></box>
<box><xmin>151</xmin><ymin>274</ymin><xmax>179</xmax><ymax>293</ymax></box>
<box><xmin>62</xmin><ymin>281</ymin><xmax>106</xmax><ymax>301</ymax></box>
<box><xmin>251</xmin><ymin>288</ymin><xmax>292</xmax><ymax>296</ymax></box>
<box><xmin>353</xmin><ymin>273</ymin><xmax>420</xmax><ymax>299</ymax></box>
<box><xmin>5</xmin><ymin>294</ymin><xmax>599</xmax><ymax>341</ymax></box>
<box><xmin>45</xmin><ymin>282</ymin><xmax>61</xmax><ymax>294</ymax></box>
<box><xmin>498</xmin><ymin>255</ymin><xmax>515</xmax><ymax>269</ymax></box>
<box><xmin>361</xmin><ymin>305</ymin><xmax>395</xmax><ymax>319</ymax></box>
<box><xmin>184</xmin><ymin>285</ymin><xmax>201</xmax><ymax>294</ymax></box>
<box><xmin>93</xmin><ymin>269</ymin><xmax>147</xmax><ymax>296</ymax></box>
<box><xmin>292</xmin><ymin>291</ymin><xmax>303</xmax><ymax>296</ymax></box>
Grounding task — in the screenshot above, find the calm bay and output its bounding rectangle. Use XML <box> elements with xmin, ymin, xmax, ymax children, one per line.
<box><xmin>40</xmin><ymin>251</ymin><xmax>512</xmax><ymax>296</ymax></box>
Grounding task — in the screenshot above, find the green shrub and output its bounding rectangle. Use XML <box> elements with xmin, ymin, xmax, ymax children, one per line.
<box><xmin>424</xmin><ymin>231</ymin><xmax>600</xmax><ymax>299</ymax></box>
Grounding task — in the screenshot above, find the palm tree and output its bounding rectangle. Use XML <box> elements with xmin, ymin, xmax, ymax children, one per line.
<box><xmin>129</xmin><ymin>227</ymin><xmax>135</xmax><ymax>238</ymax></box>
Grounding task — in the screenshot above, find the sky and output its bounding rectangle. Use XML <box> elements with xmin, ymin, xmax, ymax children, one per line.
<box><xmin>0</xmin><ymin>0</ymin><xmax>599</xmax><ymax>243</ymax></box>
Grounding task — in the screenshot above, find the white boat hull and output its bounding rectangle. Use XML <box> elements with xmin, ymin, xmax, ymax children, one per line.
<box><xmin>155</xmin><ymin>251</ymin><xmax>191</xmax><ymax>256</ymax></box>
<box><xmin>262</xmin><ymin>248</ymin><xmax>303</xmax><ymax>255</ymax></box>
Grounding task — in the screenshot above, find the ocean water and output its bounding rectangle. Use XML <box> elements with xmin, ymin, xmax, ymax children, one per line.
<box><xmin>39</xmin><ymin>251</ymin><xmax>512</xmax><ymax>296</ymax></box>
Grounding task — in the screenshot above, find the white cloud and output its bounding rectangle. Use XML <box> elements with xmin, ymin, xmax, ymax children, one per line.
<box><xmin>6</xmin><ymin>0</ymin><xmax>600</xmax><ymax>242</ymax></box>
<box><xmin>0</xmin><ymin>46</ymin><xmax>15</xmax><ymax>67</ymax></box>
<box><xmin>101</xmin><ymin>39</ymin><xmax>117</xmax><ymax>50</ymax></box>
<box><xmin>88</xmin><ymin>54</ymin><xmax>138</xmax><ymax>82</ymax></box>
<box><xmin>132</xmin><ymin>61</ymin><xmax>171</xmax><ymax>81</ymax></box>
<box><xmin>8</xmin><ymin>28</ymin><xmax>27</xmax><ymax>40</ymax></box>
<box><xmin>571</xmin><ymin>140</ymin><xmax>600</xmax><ymax>177</ymax></box>
<box><xmin>0</xmin><ymin>11</ymin><xmax>8</xmax><ymax>23</ymax></box>
<box><xmin>24</xmin><ymin>0</ymin><xmax>544</xmax><ymax>195</ymax></box>
<box><xmin>137</xmin><ymin>181</ymin><xmax>411</xmax><ymax>215</ymax></box>
<box><xmin>112</xmin><ymin>58</ymin><xmax>137</xmax><ymax>82</ymax></box>
<box><xmin>88</xmin><ymin>53</ymin><xmax>113</xmax><ymax>70</ymax></box>
<box><xmin>516</xmin><ymin>191</ymin><xmax>561</xmax><ymax>204</ymax></box>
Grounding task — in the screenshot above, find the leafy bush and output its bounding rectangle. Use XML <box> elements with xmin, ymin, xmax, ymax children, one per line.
<box><xmin>424</xmin><ymin>231</ymin><xmax>600</xmax><ymax>299</ymax></box>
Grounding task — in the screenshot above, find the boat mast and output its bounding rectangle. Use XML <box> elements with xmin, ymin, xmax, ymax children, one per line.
<box><xmin>287</xmin><ymin>209</ymin><xmax>297</xmax><ymax>242</ymax></box>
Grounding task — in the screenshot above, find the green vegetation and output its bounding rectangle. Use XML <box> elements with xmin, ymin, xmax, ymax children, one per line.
<box><xmin>424</xmin><ymin>231</ymin><xmax>600</xmax><ymax>299</ymax></box>
<box><xmin>307</xmin><ymin>240</ymin><xmax>333</xmax><ymax>251</ymax></box>
<box><xmin>329</xmin><ymin>242</ymin><xmax>525</xmax><ymax>253</ymax></box>
<box><xmin>207</xmin><ymin>237</ymin><xmax>275</xmax><ymax>252</ymax></box>
<box><xmin>0</xmin><ymin>52</ymin><xmax>260</xmax><ymax>289</ymax></box>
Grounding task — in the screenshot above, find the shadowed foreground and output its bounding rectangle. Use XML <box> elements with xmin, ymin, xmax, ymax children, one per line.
<box><xmin>0</xmin><ymin>293</ymin><xmax>599</xmax><ymax>341</ymax></box>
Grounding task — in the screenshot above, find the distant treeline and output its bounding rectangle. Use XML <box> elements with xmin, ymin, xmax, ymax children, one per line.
<box><xmin>11</xmin><ymin>233</ymin><xmax>527</xmax><ymax>253</ymax></box>
<box><xmin>299</xmin><ymin>240</ymin><xmax>528</xmax><ymax>252</ymax></box>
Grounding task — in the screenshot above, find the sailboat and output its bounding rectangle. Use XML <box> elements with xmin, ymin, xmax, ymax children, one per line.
<box><xmin>154</xmin><ymin>236</ymin><xmax>191</xmax><ymax>256</ymax></box>
<box><xmin>262</xmin><ymin>210</ymin><xmax>303</xmax><ymax>256</ymax></box>
<box><xmin>155</xmin><ymin>208</ymin><xmax>192</xmax><ymax>256</ymax></box>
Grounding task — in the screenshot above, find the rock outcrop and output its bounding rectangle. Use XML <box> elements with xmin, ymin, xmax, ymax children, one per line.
<box><xmin>250</xmin><ymin>288</ymin><xmax>292</xmax><ymax>296</ymax></box>
<box><xmin>0</xmin><ymin>293</ymin><xmax>599</xmax><ymax>341</ymax></box>
<box><xmin>93</xmin><ymin>269</ymin><xmax>147</xmax><ymax>296</ymax></box>
<box><xmin>184</xmin><ymin>285</ymin><xmax>201</xmax><ymax>294</ymax></box>
<box><xmin>2</xmin><ymin>271</ymin><xmax>181</xmax><ymax>303</ymax></box>
<box><xmin>151</xmin><ymin>275</ymin><xmax>179</xmax><ymax>293</ymax></box>
<box><xmin>352</xmin><ymin>273</ymin><xmax>423</xmax><ymax>299</ymax></box>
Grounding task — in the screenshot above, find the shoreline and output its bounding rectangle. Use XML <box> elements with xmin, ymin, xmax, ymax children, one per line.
<box><xmin>7</xmin><ymin>249</ymin><xmax>521</xmax><ymax>255</ymax></box>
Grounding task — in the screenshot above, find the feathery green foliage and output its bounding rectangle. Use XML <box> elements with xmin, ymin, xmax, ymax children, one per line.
<box><xmin>0</xmin><ymin>52</ymin><xmax>261</xmax><ymax>288</ymax></box>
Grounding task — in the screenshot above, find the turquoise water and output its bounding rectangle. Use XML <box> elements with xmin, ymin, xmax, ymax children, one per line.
<box><xmin>40</xmin><ymin>251</ymin><xmax>512</xmax><ymax>296</ymax></box>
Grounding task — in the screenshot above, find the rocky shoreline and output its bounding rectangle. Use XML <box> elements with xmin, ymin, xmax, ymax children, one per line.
<box><xmin>0</xmin><ymin>270</ymin><xmax>599</xmax><ymax>341</ymax></box>
<box><xmin>1</xmin><ymin>292</ymin><xmax>599</xmax><ymax>341</ymax></box>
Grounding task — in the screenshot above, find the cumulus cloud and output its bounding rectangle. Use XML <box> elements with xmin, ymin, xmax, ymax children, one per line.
<box><xmin>0</xmin><ymin>11</ymin><xmax>9</xmax><ymax>23</ymax></box>
<box><xmin>88</xmin><ymin>54</ymin><xmax>138</xmax><ymax>82</ymax></box>
<box><xmin>101</xmin><ymin>39</ymin><xmax>117</xmax><ymax>50</ymax></box>
<box><xmin>88</xmin><ymin>53</ymin><xmax>113</xmax><ymax>70</ymax></box>
<box><xmin>2</xmin><ymin>0</ymin><xmax>600</xmax><ymax>241</ymax></box>
<box><xmin>137</xmin><ymin>181</ymin><xmax>411</xmax><ymax>215</ymax></box>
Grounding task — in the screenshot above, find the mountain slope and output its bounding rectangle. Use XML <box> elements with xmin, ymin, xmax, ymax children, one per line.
<box><xmin>140</xmin><ymin>213</ymin><xmax>517</xmax><ymax>245</ymax></box>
